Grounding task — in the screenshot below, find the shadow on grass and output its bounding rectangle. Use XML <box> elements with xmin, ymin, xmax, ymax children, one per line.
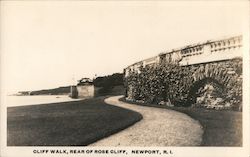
<box><xmin>7</xmin><ymin>96</ymin><xmax>142</xmax><ymax>146</ymax></box>
<box><xmin>119</xmin><ymin>97</ymin><xmax>242</xmax><ymax>147</ymax></box>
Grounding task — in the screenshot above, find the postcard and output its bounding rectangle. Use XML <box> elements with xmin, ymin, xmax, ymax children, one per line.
<box><xmin>0</xmin><ymin>1</ymin><xmax>249</xmax><ymax>157</ymax></box>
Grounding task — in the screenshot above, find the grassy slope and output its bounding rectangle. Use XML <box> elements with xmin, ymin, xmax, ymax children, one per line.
<box><xmin>170</xmin><ymin>108</ymin><xmax>242</xmax><ymax>146</ymax></box>
<box><xmin>121</xmin><ymin>98</ymin><xmax>242</xmax><ymax>146</ymax></box>
<box><xmin>7</xmin><ymin>97</ymin><xmax>142</xmax><ymax>146</ymax></box>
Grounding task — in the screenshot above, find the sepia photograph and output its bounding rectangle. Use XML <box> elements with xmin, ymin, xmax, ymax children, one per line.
<box><xmin>0</xmin><ymin>0</ymin><xmax>249</xmax><ymax>157</ymax></box>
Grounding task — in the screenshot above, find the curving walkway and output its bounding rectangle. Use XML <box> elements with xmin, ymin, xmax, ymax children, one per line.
<box><xmin>90</xmin><ymin>96</ymin><xmax>203</xmax><ymax>146</ymax></box>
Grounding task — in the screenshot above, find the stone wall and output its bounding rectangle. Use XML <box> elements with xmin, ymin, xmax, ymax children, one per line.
<box><xmin>124</xmin><ymin>35</ymin><xmax>243</xmax><ymax>110</ymax></box>
<box><xmin>125</xmin><ymin>58</ymin><xmax>242</xmax><ymax>110</ymax></box>
<box><xmin>77</xmin><ymin>85</ymin><xmax>95</xmax><ymax>98</ymax></box>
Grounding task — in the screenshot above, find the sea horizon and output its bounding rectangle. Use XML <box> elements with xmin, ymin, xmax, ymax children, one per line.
<box><xmin>4</xmin><ymin>95</ymin><xmax>82</xmax><ymax>107</ymax></box>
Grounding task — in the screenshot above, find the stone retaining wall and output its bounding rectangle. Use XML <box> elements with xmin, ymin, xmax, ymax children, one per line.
<box><xmin>124</xmin><ymin>36</ymin><xmax>243</xmax><ymax>110</ymax></box>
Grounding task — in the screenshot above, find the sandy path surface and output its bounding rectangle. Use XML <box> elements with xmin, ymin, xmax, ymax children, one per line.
<box><xmin>90</xmin><ymin>96</ymin><xmax>203</xmax><ymax>146</ymax></box>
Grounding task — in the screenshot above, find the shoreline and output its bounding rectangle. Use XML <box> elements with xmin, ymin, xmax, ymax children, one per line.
<box><xmin>4</xmin><ymin>95</ymin><xmax>83</xmax><ymax>108</ymax></box>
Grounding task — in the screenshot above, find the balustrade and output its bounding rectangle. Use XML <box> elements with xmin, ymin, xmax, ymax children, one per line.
<box><xmin>124</xmin><ymin>35</ymin><xmax>242</xmax><ymax>77</ymax></box>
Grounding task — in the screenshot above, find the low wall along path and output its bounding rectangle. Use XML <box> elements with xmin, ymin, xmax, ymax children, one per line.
<box><xmin>90</xmin><ymin>96</ymin><xmax>203</xmax><ymax>146</ymax></box>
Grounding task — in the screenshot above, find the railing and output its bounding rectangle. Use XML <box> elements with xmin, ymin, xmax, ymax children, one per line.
<box><xmin>124</xmin><ymin>35</ymin><xmax>242</xmax><ymax>77</ymax></box>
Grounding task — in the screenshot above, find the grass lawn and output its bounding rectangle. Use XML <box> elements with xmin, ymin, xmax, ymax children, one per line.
<box><xmin>121</xmin><ymin>98</ymin><xmax>242</xmax><ymax>146</ymax></box>
<box><xmin>7</xmin><ymin>97</ymin><xmax>142</xmax><ymax>146</ymax></box>
<box><xmin>169</xmin><ymin>107</ymin><xmax>242</xmax><ymax>146</ymax></box>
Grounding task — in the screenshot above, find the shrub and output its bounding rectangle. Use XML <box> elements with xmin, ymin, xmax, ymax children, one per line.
<box><xmin>125</xmin><ymin>59</ymin><xmax>242</xmax><ymax>109</ymax></box>
<box><xmin>94</xmin><ymin>73</ymin><xmax>124</xmax><ymax>95</ymax></box>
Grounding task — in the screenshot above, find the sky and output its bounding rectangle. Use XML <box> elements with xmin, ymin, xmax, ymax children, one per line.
<box><xmin>0</xmin><ymin>1</ymin><xmax>249</xmax><ymax>94</ymax></box>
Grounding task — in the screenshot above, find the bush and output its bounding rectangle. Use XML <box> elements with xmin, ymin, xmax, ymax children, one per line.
<box><xmin>94</xmin><ymin>73</ymin><xmax>124</xmax><ymax>95</ymax></box>
<box><xmin>125</xmin><ymin>59</ymin><xmax>242</xmax><ymax>109</ymax></box>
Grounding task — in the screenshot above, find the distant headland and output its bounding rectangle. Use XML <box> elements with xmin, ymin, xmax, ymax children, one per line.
<box><xmin>15</xmin><ymin>73</ymin><xmax>124</xmax><ymax>96</ymax></box>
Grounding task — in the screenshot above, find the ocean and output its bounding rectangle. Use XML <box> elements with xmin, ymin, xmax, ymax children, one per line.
<box><xmin>3</xmin><ymin>95</ymin><xmax>82</xmax><ymax>107</ymax></box>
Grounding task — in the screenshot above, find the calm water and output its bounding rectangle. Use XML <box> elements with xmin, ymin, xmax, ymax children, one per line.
<box><xmin>4</xmin><ymin>95</ymin><xmax>82</xmax><ymax>107</ymax></box>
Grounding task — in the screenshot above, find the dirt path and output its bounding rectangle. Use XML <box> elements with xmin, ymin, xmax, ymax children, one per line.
<box><xmin>90</xmin><ymin>96</ymin><xmax>203</xmax><ymax>146</ymax></box>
